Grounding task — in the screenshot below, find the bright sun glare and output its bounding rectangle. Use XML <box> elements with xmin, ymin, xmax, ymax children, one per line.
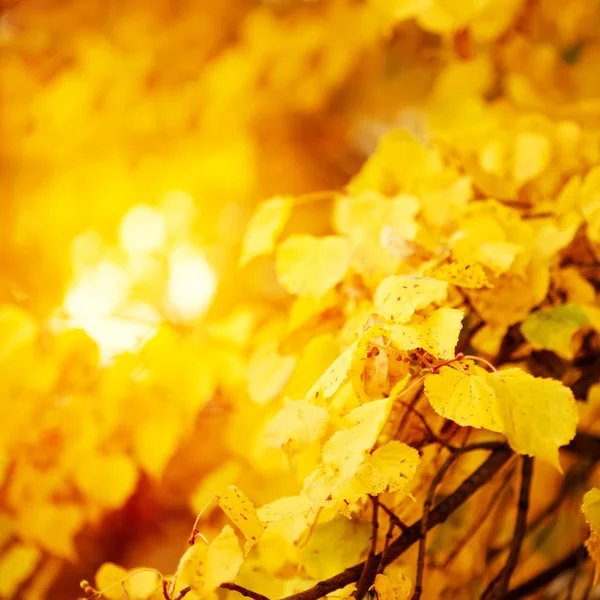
<box><xmin>59</xmin><ymin>199</ymin><xmax>217</xmax><ymax>363</ymax></box>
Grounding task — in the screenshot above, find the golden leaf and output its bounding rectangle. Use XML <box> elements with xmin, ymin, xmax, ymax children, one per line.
<box><xmin>175</xmin><ymin>525</ymin><xmax>243</xmax><ymax>597</ymax></box>
<box><xmin>374</xmin><ymin>275</ymin><xmax>448</xmax><ymax>324</ymax></box>
<box><xmin>485</xmin><ymin>369</ymin><xmax>578</xmax><ymax>470</ymax></box>
<box><xmin>521</xmin><ymin>303</ymin><xmax>589</xmax><ymax>359</ymax></box>
<box><xmin>216</xmin><ymin>486</ymin><xmax>265</xmax><ymax>554</ymax></box>
<box><xmin>276</xmin><ymin>234</ymin><xmax>351</xmax><ymax>299</ymax></box>
<box><xmin>374</xmin><ymin>572</ymin><xmax>412</xmax><ymax>600</ymax></box>
<box><xmin>240</xmin><ymin>196</ymin><xmax>293</xmax><ymax>266</ymax></box>
<box><xmin>389</xmin><ymin>307</ymin><xmax>464</xmax><ymax>359</ymax></box>
<box><xmin>264</xmin><ymin>400</ymin><xmax>329</xmax><ymax>451</ymax></box>
<box><xmin>0</xmin><ymin>543</ymin><xmax>42</xmax><ymax>599</ymax></box>
<box><xmin>424</xmin><ymin>363</ymin><xmax>501</xmax><ymax>431</ymax></box>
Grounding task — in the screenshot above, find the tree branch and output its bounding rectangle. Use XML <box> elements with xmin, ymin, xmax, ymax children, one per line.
<box><xmin>482</xmin><ymin>457</ymin><xmax>533</xmax><ymax>599</ymax></box>
<box><xmin>354</xmin><ymin>496</ymin><xmax>380</xmax><ymax>599</ymax></box>
<box><xmin>279</xmin><ymin>445</ymin><xmax>512</xmax><ymax>600</ymax></box>
<box><xmin>220</xmin><ymin>583</ymin><xmax>270</xmax><ymax>600</ymax></box>
<box><xmin>504</xmin><ymin>544</ymin><xmax>588</xmax><ymax>600</ymax></box>
<box><xmin>565</xmin><ymin>431</ymin><xmax>600</xmax><ymax>461</ymax></box>
<box><xmin>412</xmin><ymin>450</ymin><xmax>462</xmax><ymax>600</ymax></box>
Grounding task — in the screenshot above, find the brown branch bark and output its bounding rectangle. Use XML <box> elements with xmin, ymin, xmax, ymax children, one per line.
<box><xmin>354</xmin><ymin>496</ymin><xmax>380</xmax><ymax>599</ymax></box>
<box><xmin>220</xmin><ymin>583</ymin><xmax>271</xmax><ymax>600</ymax></box>
<box><xmin>481</xmin><ymin>457</ymin><xmax>533</xmax><ymax>599</ymax></box>
<box><xmin>565</xmin><ymin>431</ymin><xmax>600</xmax><ymax>460</ymax></box>
<box><xmin>412</xmin><ymin>450</ymin><xmax>462</xmax><ymax>600</ymax></box>
<box><xmin>503</xmin><ymin>544</ymin><xmax>588</xmax><ymax>600</ymax></box>
<box><xmin>278</xmin><ymin>445</ymin><xmax>512</xmax><ymax>600</ymax></box>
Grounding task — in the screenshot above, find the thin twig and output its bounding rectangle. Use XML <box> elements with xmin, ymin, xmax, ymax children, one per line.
<box><xmin>482</xmin><ymin>457</ymin><xmax>534</xmax><ymax>600</ymax></box>
<box><xmin>442</xmin><ymin>464</ymin><xmax>515</xmax><ymax>569</ymax></box>
<box><xmin>394</xmin><ymin>380</ymin><xmax>425</xmax><ymax>439</ymax></box>
<box><xmin>354</xmin><ymin>496</ymin><xmax>380</xmax><ymax>599</ymax></box>
<box><xmin>377</xmin><ymin>502</ymin><xmax>409</xmax><ymax>575</ymax></box>
<box><xmin>411</xmin><ymin>451</ymin><xmax>462</xmax><ymax>600</ymax></box>
<box><xmin>280</xmin><ymin>446</ymin><xmax>513</xmax><ymax>600</ymax></box>
<box><xmin>487</xmin><ymin>458</ymin><xmax>594</xmax><ymax>561</ymax></box>
<box><xmin>397</xmin><ymin>400</ymin><xmax>455</xmax><ymax>450</ymax></box>
<box><xmin>174</xmin><ymin>586</ymin><xmax>191</xmax><ymax>600</ymax></box>
<box><xmin>503</xmin><ymin>545</ymin><xmax>588</xmax><ymax>600</ymax></box>
<box><xmin>220</xmin><ymin>582</ymin><xmax>270</xmax><ymax>600</ymax></box>
<box><xmin>378</xmin><ymin>503</ymin><xmax>410</xmax><ymax>532</ymax></box>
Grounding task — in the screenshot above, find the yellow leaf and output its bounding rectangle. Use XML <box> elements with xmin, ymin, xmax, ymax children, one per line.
<box><xmin>240</xmin><ymin>196</ymin><xmax>292</xmax><ymax>266</ymax></box>
<box><xmin>133</xmin><ymin>414</ymin><xmax>182</xmax><ymax>479</ymax></box>
<box><xmin>304</xmin><ymin>399</ymin><xmax>409</xmax><ymax>512</ymax></box>
<box><xmin>323</xmin><ymin>398</ymin><xmax>393</xmax><ymax>477</ymax></box>
<box><xmin>247</xmin><ymin>342</ymin><xmax>296</xmax><ymax>405</ymax></box>
<box><xmin>374</xmin><ymin>572</ymin><xmax>412</xmax><ymax>600</ymax></box>
<box><xmin>299</xmin><ymin>516</ymin><xmax>370</xmax><ymax>580</ymax></box>
<box><xmin>367</xmin><ymin>0</ymin><xmax>430</xmax><ymax>23</ymax></box>
<box><xmin>276</xmin><ymin>234</ymin><xmax>351</xmax><ymax>299</ymax></box>
<box><xmin>355</xmin><ymin>441</ymin><xmax>420</xmax><ymax>497</ymax></box>
<box><xmin>306</xmin><ymin>326</ymin><xmax>385</xmax><ymax>402</ymax></box>
<box><xmin>512</xmin><ymin>132</ymin><xmax>551</xmax><ymax>186</ymax></box>
<box><xmin>585</xmin><ymin>531</ymin><xmax>600</xmax><ymax>585</ymax></box>
<box><xmin>19</xmin><ymin>504</ymin><xmax>84</xmax><ymax>559</ymax></box>
<box><xmin>205</xmin><ymin>525</ymin><xmax>244</xmax><ymax>591</ymax></box>
<box><xmin>424</xmin><ymin>259</ymin><xmax>492</xmax><ymax>289</ymax></box>
<box><xmin>426</xmin><ymin>365</ymin><xmax>578</xmax><ymax>470</ymax></box>
<box><xmin>257</xmin><ymin>495</ymin><xmax>316</xmax><ymax>543</ymax></box>
<box><xmin>374</xmin><ymin>275</ymin><xmax>448</xmax><ymax>324</ymax></box>
<box><xmin>521</xmin><ymin>303</ymin><xmax>589</xmax><ymax>359</ymax></box>
<box><xmin>424</xmin><ymin>363</ymin><xmax>502</xmax><ymax>431</ymax></box>
<box><xmin>190</xmin><ymin>461</ymin><xmax>242</xmax><ymax>517</ymax></box>
<box><xmin>472</xmin><ymin>324</ymin><xmax>508</xmax><ymax>357</ymax></box>
<box><xmin>95</xmin><ymin>563</ymin><xmax>128</xmax><ymax>600</ymax></box>
<box><xmin>332</xmin><ymin>192</ymin><xmax>419</xmax><ymax>281</ymax></box>
<box><xmin>73</xmin><ymin>452</ymin><xmax>139</xmax><ymax>509</ymax></box>
<box><xmin>348</xmin><ymin>131</ymin><xmax>443</xmax><ymax>196</ymax></box>
<box><xmin>264</xmin><ymin>400</ymin><xmax>329</xmax><ymax>451</ymax></box>
<box><xmin>583</xmin><ymin>489</ymin><xmax>600</xmax><ymax>584</ymax></box>
<box><xmin>485</xmin><ymin>369</ymin><xmax>578</xmax><ymax>470</ymax></box>
<box><xmin>124</xmin><ymin>570</ymin><xmax>161</xmax><ymax>599</ymax></box>
<box><xmin>284</xmin><ymin>334</ymin><xmax>339</xmax><ymax>399</ymax></box>
<box><xmin>467</xmin><ymin>261</ymin><xmax>550</xmax><ymax>326</ymax></box>
<box><xmin>0</xmin><ymin>304</ymin><xmax>37</xmax><ymax>365</ymax></box>
<box><xmin>216</xmin><ymin>486</ymin><xmax>265</xmax><ymax>554</ymax></box>
<box><xmin>0</xmin><ymin>543</ymin><xmax>42</xmax><ymax>599</ymax></box>
<box><xmin>583</xmin><ymin>488</ymin><xmax>600</xmax><ymax>532</ymax></box>
<box><xmin>175</xmin><ymin>525</ymin><xmax>243</xmax><ymax>597</ymax></box>
<box><xmin>389</xmin><ymin>308</ymin><xmax>463</xmax><ymax>359</ymax></box>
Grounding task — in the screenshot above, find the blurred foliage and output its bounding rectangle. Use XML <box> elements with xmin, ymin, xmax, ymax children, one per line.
<box><xmin>2</xmin><ymin>0</ymin><xmax>600</xmax><ymax>599</ymax></box>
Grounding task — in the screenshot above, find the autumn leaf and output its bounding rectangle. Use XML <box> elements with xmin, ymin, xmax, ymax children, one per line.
<box><xmin>257</xmin><ymin>495</ymin><xmax>316</xmax><ymax>543</ymax></box>
<box><xmin>486</xmin><ymin>369</ymin><xmax>578</xmax><ymax>470</ymax></box>
<box><xmin>389</xmin><ymin>307</ymin><xmax>464</xmax><ymax>359</ymax></box>
<box><xmin>374</xmin><ymin>275</ymin><xmax>448</xmax><ymax>323</ymax></box>
<box><xmin>521</xmin><ymin>303</ymin><xmax>589</xmax><ymax>359</ymax></box>
<box><xmin>0</xmin><ymin>543</ymin><xmax>41</xmax><ymax>599</ymax></box>
<box><xmin>425</xmin><ymin>365</ymin><xmax>578</xmax><ymax>469</ymax></box>
<box><xmin>374</xmin><ymin>572</ymin><xmax>412</xmax><ymax>600</ymax></box>
<box><xmin>582</xmin><ymin>488</ymin><xmax>600</xmax><ymax>584</ymax></box>
<box><xmin>240</xmin><ymin>196</ymin><xmax>293</xmax><ymax>266</ymax></box>
<box><xmin>247</xmin><ymin>342</ymin><xmax>296</xmax><ymax>405</ymax></box>
<box><xmin>174</xmin><ymin>525</ymin><xmax>243</xmax><ymax>597</ymax></box>
<box><xmin>215</xmin><ymin>486</ymin><xmax>266</xmax><ymax>554</ymax></box>
<box><xmin>276</xmin><ymin>234</ymin><xmax>351</xmax><ymax>299</ymax></box>
<box><xmin>424</xmin><ymin>258</ymin><xmax>492</xmax><ymax>289</ymax></box>
<box><xmin>424</xmin><ymin>363</ymin><xmax>501</xmax><ymax>431</ymax></box>
<box><xmin>306</xmin><ymin>325</ymin><xmax>386</xmax><ymax>402</ymax></box>
<box><xmin>299</xmin><ymin>516</ymin><xmax>371</xmax><ymax>580</ymax></box>
<box><xmin>264</xmin><ymin>400</ymin><xmax>329</xmax><ymax>451</ymax></box>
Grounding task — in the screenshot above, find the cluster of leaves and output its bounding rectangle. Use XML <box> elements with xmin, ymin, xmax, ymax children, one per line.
<box><xmin>2</xmin><ymin>0</ymin><xmax>600</xmax><ymax>599</ymax></box>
